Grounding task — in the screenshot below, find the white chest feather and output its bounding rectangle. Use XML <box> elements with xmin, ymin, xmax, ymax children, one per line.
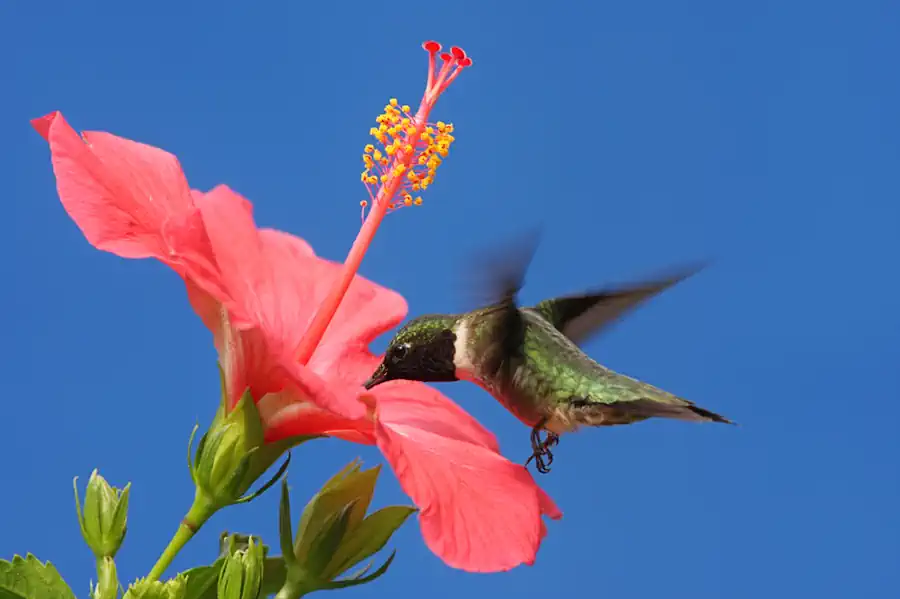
<box><xmin>452</xmin><ymin>320</ymin><xmax>477</xmax><ymax>381</ymax></box>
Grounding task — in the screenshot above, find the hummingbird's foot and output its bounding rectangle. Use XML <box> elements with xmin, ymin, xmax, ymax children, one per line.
<box><xmin>525</xmin><ymin>426</ymin><xmax>560</xmax><ymax>474</ymax></box>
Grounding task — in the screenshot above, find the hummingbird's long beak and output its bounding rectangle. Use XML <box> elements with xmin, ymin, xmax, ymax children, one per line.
<box><xmin>363</xmin><ymin>363</ymin><xmax>388</xmax><ymax>390</ymax></box>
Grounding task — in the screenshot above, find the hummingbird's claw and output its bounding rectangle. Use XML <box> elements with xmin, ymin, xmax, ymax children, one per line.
<box><xmin>526</xmin><ymin>424</ymin><xmax>560</xmax><ymax>474</ymax></box>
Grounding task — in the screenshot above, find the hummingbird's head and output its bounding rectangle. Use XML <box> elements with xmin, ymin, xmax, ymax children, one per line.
<box><xmin>363</xmin><ymin>314</ymin><xmax>459</xmax><ymax>390</ymax></box>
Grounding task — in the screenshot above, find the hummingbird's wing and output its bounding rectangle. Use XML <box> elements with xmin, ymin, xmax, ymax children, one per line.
<box><xmin>530</xmin><ymin>265</ymin><xmax>705</xmax><ymax>346</ymax></box>
<box><xmin>467</xmin><ymin>229</ymin><xmax>542</xmax><ymax>383</ymax></box>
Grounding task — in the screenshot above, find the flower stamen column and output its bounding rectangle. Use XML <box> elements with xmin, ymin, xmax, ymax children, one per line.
<box><xmin>294</xmin><ymin>41</ymin><xmax>471</xmax><ymax>364</ymax></box>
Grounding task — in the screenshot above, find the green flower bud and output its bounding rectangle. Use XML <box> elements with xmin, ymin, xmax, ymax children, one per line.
<box><xmin>124</xmin><ymin>576</ymin><xmax>186</xmax><ymax>599</ymax></box>
<box><xmin>217</xmin><ymin>536</ymin><xmax>264</xmax><ymax>599</ymax></box>
<box><xmin>74</xmin><ymin>470</ymin><xmax>130</xmax><ymax>558</ymax></box>
<box><xmin>275</xmin><ymin>462</ymin><xmax>415</xmax><ymax>597</ymax></box>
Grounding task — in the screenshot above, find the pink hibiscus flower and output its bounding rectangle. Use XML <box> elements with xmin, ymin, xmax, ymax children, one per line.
<box><xmin>32</xmin><ymin>41</ymin><xmax>562</xmax><ymax>573</ymax></box>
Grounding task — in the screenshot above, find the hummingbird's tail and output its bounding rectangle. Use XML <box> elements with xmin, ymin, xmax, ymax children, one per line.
<box><xmin>669</xmin><ymin>402</ymin><xmax>734</xmax><ymax>424</ymax></box>
<box><xmin>606</xmin><ymin>396</ymin><xmax>735</xmax><ymax>426</ymax></box>
<box><xmin>585</xmin><ymin>369</ymin><xmax>735</xmax><ymax>426</ymax></box>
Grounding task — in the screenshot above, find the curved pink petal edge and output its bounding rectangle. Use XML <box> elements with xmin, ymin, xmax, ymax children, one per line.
<box><xmin>369</xmin><ymin>384</ymin><xmax>563</xmax><ymax>573</ymax></box>
<box><xmin>31</xmin><ymin>111</ymin><xmax>228</xmax><ymax>309</ymax></box>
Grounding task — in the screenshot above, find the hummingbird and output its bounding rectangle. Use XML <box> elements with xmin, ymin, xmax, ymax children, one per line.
<box><xmin>363</xmin><ymin>235</ymin><xmax>733</xmax><ymax>474</ymax></box>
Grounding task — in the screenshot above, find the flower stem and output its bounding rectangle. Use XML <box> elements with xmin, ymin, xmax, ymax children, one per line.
<box><xmin>275</xmin><ymin>581</ymin><xmax>311</xmax><ymax>599</ymax></box>
<box><xmin>146</xmin><ymin>491</ymin><xmax>216</xmax><ymax>581</ymax></box>
<box><xmin>93</xmin><ymin>556</ymin><xmax>118</xmax><ymax>599</ymax></box>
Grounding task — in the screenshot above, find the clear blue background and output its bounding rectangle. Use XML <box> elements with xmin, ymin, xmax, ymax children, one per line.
<box><xmin>3</xmin><ymin>1</ymin><xmax>898</xmax><ymax>597</ymax></box>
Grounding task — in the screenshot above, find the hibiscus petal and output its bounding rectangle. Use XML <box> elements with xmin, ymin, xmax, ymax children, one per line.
<box><xmin>32</xmin><ymin>111</ymin><xmax>225</xmax><ymax>299</ymax></box>
<box><xmin>256</xmin><ymin>229</ymin><xmax>407</xmax><ymax>419</ymax></box>
<box><xmin>34</xmin><ymin>112</ymin><xmax>190</xmax><ymax>260</ymax></box>
<box><xmin>194</xmin><ymin>187</ymin><xmax>335</xmax><ymax>355</ymax></box>
<box><xmin>308</xmin><ymin>261</ymin><xmax>408</xmax><ymax>387</ymax></box>
<box><xmin>371</xmin><ymin>385</ymin><xmax>561</xmax><ymax>572</ymax></box>
<box><xmin>193</xmin><ymin>185</ymin><xmax>279</xmax><ymax>331</ymax></box>
<box><xmin>188</xmin><ymin>185</ymin><xmax>409</xmax><ymax>419</ymax></box>
<box><xmin>258</xmin><ymin>390</ymin><xmax>376</xmax><ymax>445</ymax></box>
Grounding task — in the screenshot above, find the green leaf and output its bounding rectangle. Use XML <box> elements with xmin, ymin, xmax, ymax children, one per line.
<box><xmin>0</xmin><ymin>555</ymin><xmax>76</xmax><ymax>599</ymax></box>
<box><xmin>324</xmin><ymin>505</ymin><xmax>416</xmax><ymax>579</ymax></box>
<box><xmin>179</xmin><ymin>560</ymin><xmax>223</xmax><ymax>599</ymax></box>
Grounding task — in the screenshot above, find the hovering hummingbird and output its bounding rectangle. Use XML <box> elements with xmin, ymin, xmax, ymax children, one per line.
<box><xmin>363</xmin><ymin>234</ymin><xmax>733</xmax><ymax>474</ymax></box>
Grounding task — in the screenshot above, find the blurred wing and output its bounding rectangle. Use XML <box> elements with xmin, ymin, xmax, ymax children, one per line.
<box><xmin>531</xmin><ymin>265</ymin><xmax>705</xmax><ymax>346</ymax></box>
<box><xmin>463</xmin><ymin>229</ymin><xmax>542</xmax><ymax>382</ymax></box>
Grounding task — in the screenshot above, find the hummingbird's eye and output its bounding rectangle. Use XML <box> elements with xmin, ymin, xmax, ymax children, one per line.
<box><xmin>391</xmin><ymin>344</ymin><xmax>409</xmax><ymax>362</ymax></box>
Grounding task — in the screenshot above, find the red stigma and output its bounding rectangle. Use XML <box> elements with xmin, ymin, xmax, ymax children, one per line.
<box><xmin>450</xmin><ymin>46</ymin><xmax>466</xmax><ymax>60</ymax></box>
<box><xmin>423</xmin><ymin>40</ymin><xmax>442</xmax><ymax>53</ymax></box>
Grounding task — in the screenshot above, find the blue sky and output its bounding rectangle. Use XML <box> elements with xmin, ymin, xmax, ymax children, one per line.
<box><xmin>3</xmin><ymin>1</ymin><xmax>899</xmax><ymax>597</ymax></box>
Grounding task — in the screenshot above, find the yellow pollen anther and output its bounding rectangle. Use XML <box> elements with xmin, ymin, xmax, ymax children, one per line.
<box><xmin>361</xmin><ymin>93</ymin><xmax>459</xmax><ymax>215</ymax></box>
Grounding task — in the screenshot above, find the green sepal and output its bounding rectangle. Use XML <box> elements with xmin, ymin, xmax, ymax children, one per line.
<box><xmin>293</xmin><ymin>461</ymin><xmax>379</xmax><ymax>565</ymax></box>
<box><xmin>217</xmin><ymin>536</ymin><xmax>264</xmax><ymax>599</ymax></box>
<box><xmin>0</xmin><ymin>555</ymin><xmax>76</xmax><ymax>599</ymax></box>
<box><xmin>123</xmin><ymin>576</ymin><xmax>186</xmax><ymax>599</ymax></box>
<box><xmin>233</xmin><ymin>452</ymin><xmax>291</xmax><ymax>505</ymax></box>
<box><xmin>186</xmin><ymin>424</ymin><xmax>200</xmax><ymax>482</ymax></box>
<box><xmin>277</xmin><ymin>481</ymin><xmax>297</xmax><ymax>570</ymax></box>
<box><xmin>274</xmin><ymin>460</ymin><xmax>414</xmax><ymax>597</ymax></box>
<box><xmin>317</xmin><ymin>551</ymin><xmax>396</xmax><ymax>591</ymax></box>
<box><xmin>302</xmin><ymin>502</ymin><xmax>355</xmax><ymax>577</ymax></box>
<box><xmin>323</xmin><ymin>505</ymin><xmax>416</xmax><ymax>579</ymax></box>
<box><xmin>217</xmin><ymin>532</ymin><xmax>270</xmax><ymax>558</ymax></box>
